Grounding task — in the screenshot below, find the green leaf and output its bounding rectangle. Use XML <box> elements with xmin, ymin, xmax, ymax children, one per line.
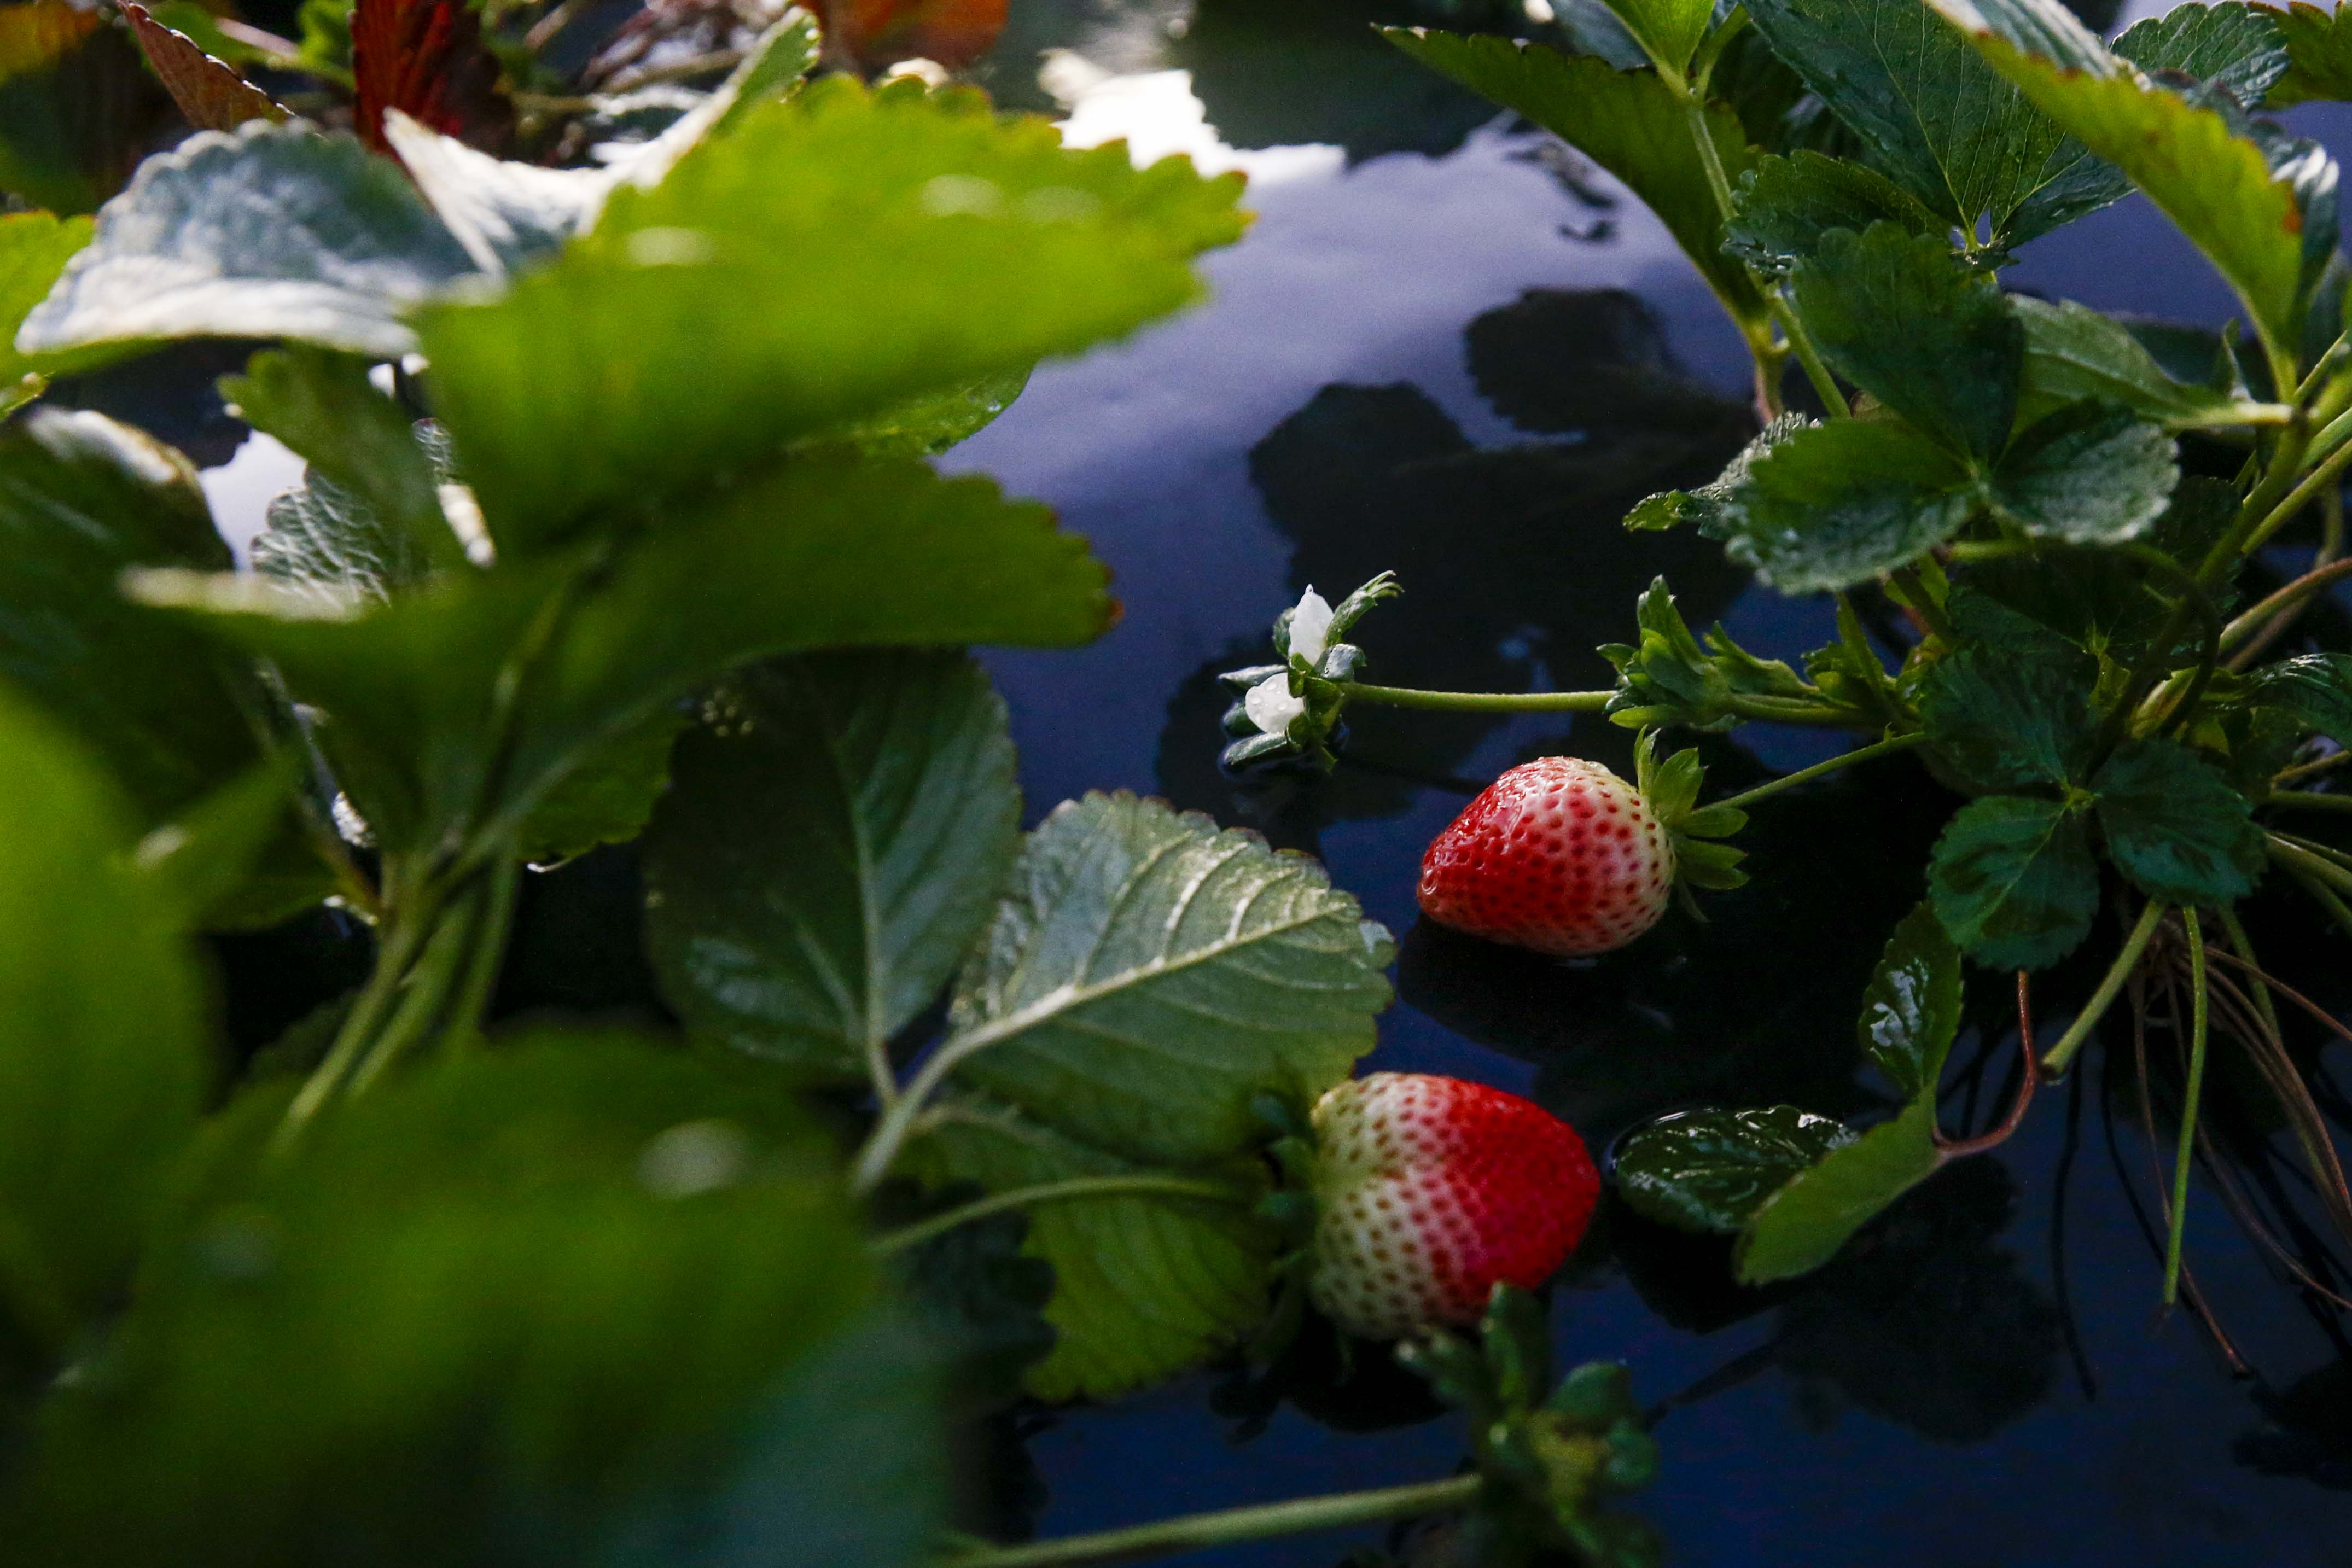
<box><xmin>1789</xmin><ymin>223</ymin><xmax>2021</xmax><ymax>461</ymax></box>
<box><xmin>1989</xmin><ymin>400</ymin><xmax>2179</xmax><ymax>544</ymax></box>
<box><xmin>0</xmin><ymin>409</ymin><xmax>266</xmax><ymax>825</ymax></box>
<box><xmin>1601</xmin><ymin>575</ymin><xmax>1818</xmax><ymax>731</ymax></box>
<box><xmin>2114</xmin><ymin>2</ymin><xmax>2289</xmax><ymax>106</ymax></box>
<box><xmin>220</xmin><ymin>348</ymin><xmax>464</xmax><ymax>575</ymax></box>
<box><xmin>1736</xmin><ymin>1098</ymin><xmax>1941</xmax><ymax>1283</ymax></box>
<box><xmin>1380</xmin><ymin>30</ymin><xmax>1766</xmax><ymax>329</ymax></box>
<box><xmin>1740</xmin><ymin>0</ymin><xmax>2110</xmax><ymax>249</ymax></box>
<box><xmin>1614</xmin><ymin>1106</ymin><xmax>1856</xmax><ymax>1234</ymax></box>
<box><xmin>2268</xmin><ymin>0</ymin><xmax>2352</xmax><ymax>107</ymax></box>
<box><xmin>0</xmin><ymin>209</ymin><xmax>93</xmax><ymax>390</ymax></box>
<box><xmin>516</xmin><ymin>705</ymin><xmax>686</xmax><ymax>866</ymax></box>
<box><xmin>2091</xmin><ymin>737</ymin><xmax>2264</xmax><ymax>904</ymax></box>
<box><xmin>15</xmin><ymin>1034</ymin><xmax>947</xmax><ymax>1566</ymax></box>
<box><xmin>1722</xmin><ymin>151</ymin><xmax>1944</xmax><ymax>277</ymax></box>
<box><xmin>2013</xmin><ymin>296</ymin><xmax>2232</xmax><ymax>427</ymax></box>
<box><xmin>417</xmin><ymin>77</ymin><xmax>1246</xmax><ymax>555</ymax></box>
<box><xmin>138</xmin><ymin>454</ymin><xmax>1109</xmax><ymax>857</ymax></box>
<box><xmin>1716</xmin><ymin>416</ymin><xmax>1981</xmax><ymax>593</ymax></box>
<box><xmin>1591</xmin><ymin>0</ymin><xmax>1715</xmax><ymax>76</ymax></box>
<box><xmin>129</xmin><ymin>753</ymin><xmax>334</xmax><ymax>931</ymax></box>
<box><xmin>876</xmin><ymin>1184</ymin><xmax>1055</xmax><ymax>1409</ymax></box>
<box><xmin>0</xmin><ymin>689</ymin><xmax>206</xmax><ymax>1343</ymax></box>
<box><xmin>824</xmin><ymin>364</ymin><xmax>1033</xmax><ymax>459</ymax></box>
<box><xmin>2245</xmin><ymin>650</ymin><xmax>2352</xmax><ymax>747</ymax></box>
<box><xmin>1858</xmin><ymin>903</ymin><xmax>1963</xmax><ymax>1099</ymax></box>
<box><xmin>1928</xmin><ymin>794</ymin><xmax>2101</xmax><ymax>969</ymax></box>
<box><xmin>1933</xmin><ymin>0</ymin><xmax>2313</xmax><ymax>364</ymax></box>
<box><xmin>251</xmin><ymin>471</ymin><xmax>438</xmax><ymax>612</ymax></box>
<box><xmin>643</xmin><ymin>652</ymin><xmax>1020</xmax><ymax>1086</ymax></box>
<box><xmin>19</xmin><ymin>121</ymin><xmax>474</xmax><ymax>362</ymax></box>
<box><xmin>902</xmin><ymin>1100</ymin><xmax>1271</xmax><ymax>1402</ymax></box>
<box><xmin>936</xmin><ymin>791</ymin><xmax>1393</xmax><ymax>1166</ymax></box>
<box><xmin>1625</xmin><ymin>412</ymin><xmax>1806</xmax><ymax>533</ymax></box>
<box><xmin>1916</xmin><ymin>634</ymin><xmax>2096</xmax><ymax>794</ymax></box>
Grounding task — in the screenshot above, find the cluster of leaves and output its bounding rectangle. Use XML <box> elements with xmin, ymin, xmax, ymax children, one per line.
<box><xmin>1365</xmin><ymin>0</ymin><xmax>2352</xmax><ymax>1287</ymax></box>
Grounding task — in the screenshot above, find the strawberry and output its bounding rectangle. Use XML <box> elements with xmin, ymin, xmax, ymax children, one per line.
<box><xmin>1418</xmin><ymin>756</ymin><xmax>1674</xmax><ymax>957</ymax></box>
<box><xmin>1306</xmin><ymin>1072</ymin><xmax>1597</xmax><ymax>1339</ymax></box>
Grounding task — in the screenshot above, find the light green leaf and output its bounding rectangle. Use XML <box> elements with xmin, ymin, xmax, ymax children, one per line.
<box><xmin>903</xmin><ymin>1100</ymin><xmax>1272</xmax><ymax>1402</ymax></box>
<box><xmin>1723</xmin><ymin>151</ymin><xmax>1944</xmax><ymax>277</ymax></box>
<box><xmin>1380</xmin><ymin>30</ymin><xmax>1766</xmax><ymax>330</ymax></box>
<box><xmin>138</xmin><ymin>454</ymin><xmax>1109</xmax><ymax>856</ymax></box>
<box><xmin>1857</xmin><ymin>902</ymin><xmax>1962</xmax><ymax>1099</ymax></box>
<box><xmin>0</xmin><ymin>409</ymin><xmax>266</xmax><ymax>825</ymax></box>
<box><xmin>939</xmin><ymin>792</ymin><xmax>1393</xmax><ymax>1167</ymax></box>
<box><xmin>2267</xmin><ymin>0</ymin><xmax>2352</xmax><ymax>106</ymax></box>
<box><xmin>19</xmin><ymin>121</ymin><xmax>474</xmax><ymax>362</ymax></box>
<box><xmin>643</xmin><ymin>652</ymin><xmax>1020</xmax><ymax>1085</ymax></box>
<box><xmin>417</xmin><ymin>77</ymin><xmax>1247</xmax><ymax>555</ymax></box>
<box><xmin>1928</xmin><ymin>794</ymin><xmax>2101</xmax><ymax>969</ymax></box>
<box><xmin>15</xmin><ymin>1034</ymin><xmax>947</xmax><ymax>1566</ymax></box>
<box><xmin>1592</xmin><ymin>0</ymin><xmax>1715</xmax><ymax>76</ymax></box>
<box><xmin>824</xmin><ymin>364</ymin><xmax>1033</xmax><ymax>459</ymax></box>
<box><xmin>1933</xmin><ymin>0</ymin><xmax>2312</xmax><ymax>363</ymax></box>
<box><xmin>1736</xmin><ymin>1098</ymin><xmax>1941</xmax><ymax>1283</ymax></box>
<box><xmin>0</xmin><ymin>689</ymin><xmax>206</xmax><ymax>1343</ymax></box>
<box><xmin>1789</xmin><ymin>223</ymin><xmax>2020</xmax><ymax>461</ymax></box>
<box><xmin>2013</xmin><ymin>296</ymin><xmax>2231</xmax><ymax>427</ymax></box>
<box><xmin>0</xmin><ymin>209</ymin><xmax>94</xmax><ymax>387</ymax></box>
<box><xmin>1614</xmin><ymin>1106</ymin><xmax>1856</xmax><ymax>1234</ymax></box>
<box><xmin>1716</xmin><ymin>416</ymin><xmax>1981</xmax><ymax>593</ymax></box>
<box><xmin>2115</xmin><ymin>2</ymin><xmax>2289</xmax><ymax>105</ymax></box>
<box><xmin>1990</xmin><ymin>400</ymin><xmax>2179</xmax><ymax>544</ymax></box>
<box><xmin>2091</xmin><ymin>737</ymin><xmax>2265</xmax><ymax>904</ymax></box>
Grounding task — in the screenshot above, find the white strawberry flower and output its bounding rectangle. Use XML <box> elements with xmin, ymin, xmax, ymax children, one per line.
<box><xmin>1286</xmin><ymin>585</ymin><xmax>1334</xmax><ymax>667</ymax></box>
<box><xmin>1244</xmin><ymin>672</ymin><xmax>1307</xmax><ymax>736</ymax></box>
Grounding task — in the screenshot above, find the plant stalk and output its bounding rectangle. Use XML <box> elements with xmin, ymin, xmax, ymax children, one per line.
<box><xmin>2162</xmin><ymin>910</ymin><xmax>2210</xmax><ymax>1307</ymax></box>
<box><xmin>871</xmin><ymin>1175</ymin><xmax>1256</xmax><ymax>1257</ymax></box>
<box><xmin>1336</xmin><ymin>683</ymin><xmax>1612</xmax><ymax>714</ymax></box>
<box><xmin>2220</xmin><ymin>553</ymin><xmax>2352</xmax><ymax>662</ymax></box>
<box><xmin>933</xmin><ymin>1474</ymin><xmax>1484</xmax><ymax>1568</ymax></box>
<box><xmin>2041</xmin><ymin>901</ymin><xmax>2169</xmax><ymax>1079</ymax></box>
<box><xmin>1704</xmin><ymin>730</ymin><xmax>1927</xmax><ymax>815</ymax></box>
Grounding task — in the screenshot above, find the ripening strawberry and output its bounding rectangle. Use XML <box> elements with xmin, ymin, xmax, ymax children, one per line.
<box><xmin>1307</xmin><ymin>1072</ymin><xmax>1598</xmax><ymax>1339</ymax></box>
<box><xmin>1417</xmin><ymin>756</ymin><xmax>1672</xmax><ymax>957</ymax></box>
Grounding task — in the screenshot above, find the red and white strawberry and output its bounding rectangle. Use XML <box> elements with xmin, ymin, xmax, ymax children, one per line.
<box><xmin>1417</xmin><ymin>757</ymin><xmax>1674</xmax><ymax>957</ymax></box>
<box><xmin>1306</xmin><ymin>1072</ymin><xmax>1598</xmax><ymax>1339</ymax></box>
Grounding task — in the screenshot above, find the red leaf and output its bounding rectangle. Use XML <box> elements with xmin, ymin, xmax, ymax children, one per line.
<box><xmin>815</xmin><ymin>0</ymin><xmax>1006</xmax><ymax>73</ymax></box>
<box><xmin>120</xmin><ymin>2</ymin><xmax>289</xmax><ymax>132</ymax></box>
<box><xmin>352</xmin><ymin>0</ymin><xmax>513</xmax><ymax>156</ymax></box>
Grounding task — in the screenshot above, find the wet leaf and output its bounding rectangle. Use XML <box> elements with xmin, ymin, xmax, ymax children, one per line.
<box><xmin>1723</xmin><ymin>151</ymin><xmax>1943</xmax><ymax>277</ymax></box>
<box><xmin>1715</xmin><ymin>416</ymin><xmax>1981</xmax><ymax>593</ymax></box>
<box><xmin>1928</xmin><ymin>794</ymin><xmax>2100</xmax><ymax>969</ymax></box>
<box><xmin>2114</xmin><ymin>1</ymin><xmax>2287</xmax><ymax>105</ymax></box>
<box><xmin>1989</xmin><ymin>400</ymin><xmax>2179</xmax><ymax>544</ymax></box>
<box><xmin>643</xmin><ymin>652</ymin><xmax>1020</xmax><ymax>1086</ymax></box>
<box><xmin>1915</xmin><ymin>633</ymin><xmax>2098</xmax><ymax>793</ymax></box>
<box><xmin>2091</xmin><ymin>737</ymin><xmax>2265</xmax><ymax>904</ymax></box>
<box><xmin>1857</xmin><ymin>904</ymin><xmax>1962</xmax><ymax>1099</ymax></box>
<box><xmin>1736</xmin><ymin>1098</ymin><xmax>1941</xmax><ymax>1283</ymax></box>
<box><xmin>1615</xmin><ymin>1106</ymin><xmax>1857</xmax><ymax>1234</ymax></box>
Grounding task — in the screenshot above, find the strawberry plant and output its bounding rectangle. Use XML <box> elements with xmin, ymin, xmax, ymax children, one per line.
<box><xmin>1207</xmin><ymin>0</ymin><xmax>2352</xmax><ymax>1334</ymax></box>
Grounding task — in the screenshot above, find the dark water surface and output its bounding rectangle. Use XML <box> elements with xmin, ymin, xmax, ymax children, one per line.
<box><xmin>119</xmin><ymin>1</ymin><xmax>2352</xmax><ymax>1560</ymax></box>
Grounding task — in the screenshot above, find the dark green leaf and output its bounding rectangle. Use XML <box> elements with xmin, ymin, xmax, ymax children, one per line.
<box><xmin>2268</xmin><ymin>0</ymin><xmax>2352</xmax><ymax>107</ymax></box>
<box><xmin>1789</xmin><ymin>223</ymin><xmax>2021</xmax><ymax>460</ymax></box>
<box><xmin>2013</xmin><ymin>296</ymin><xmax>2232</xmax><ymax>427</ymax></box>
<box><xmin>0</xmin><ymin>409</ymin><xmax>266</xmax><ymax>825</ymax></box>
<box><xmin>19</xmin><ymin>121</ymin><xmax>474</xmax><ymax>362</ymax></box>
<box><xmin>1858</xmin><ymin>902</ymin><xmax>1963</xmax><ymax>1099</ymax></box>
<box><xmin>643</xmin><ymin>651</ymin><xmax>1020</xmax><ymax>1086</ymax></box>
<box><xmin>1716</xmin><ymin>416</ymin><xmax>1981</xmax><ymax>593</ymax></box>
<box><xmin>1934</xmin><ymin>0</ymin><xmax>2312</xmax><ymax>364</ymax></box>
<box><xmin>15</xmin><ymin>1034</ymin><xmax>947</xmax><ymax>1567</ymax></box>
<box><xmin>1928</xmin><ymin>794</ymin><xmax>2101</xmax><ymax>969</ymax></box>
<box><xmin>878</xmin><ymin>1185</ymin><xmax>1055</xmax><ymax>1409</ymax></box>
<box><xmin>1742</xmin><ymin>0</ymin><xmax>2109</xmax><ymax>248</ymax></box>
<box><xmin>220</xmin><ymin>348</ymin><xmax>463</xmax><ymax>574</ymax></box>
<box><xmin>0</xmin><ymin>689</ymin><xmax>206</xmax><ymax>1342</ymax></box>
<box><xmin>417</xmin><ymin>77</ymin><xmax>1247</xmax><ymax>555</ymax></box>
<box><xmin>1915</xmin><ymin>627</ymin><xmax>2097</xmax><ymax>792</ymax></box>
<box><xmin>1990</xmin><ymin>400</ymin><xmax>2179</xmax><ymax>544</ymax></box>
<box><xmin>139</xmin><ymin>454</ymin><xmax>1109</xmax><ymax>857</ymax></box>
<box><xmin>1614</xmin><ymin>1106</ymin><xmax>1857</xmax><ymax>1234</ymax></box>
<box><xmin>1601</xmin><ymin>574</ymin><xmax>1816</xmax><ymax>730</ymax></box>
<box><xmin>2114</xmin><ymin>2</ymin><xmax>2289</xmax><ymax>106</ymax></box>
<box><xmin>1737</xmin><ymin>1098</ymin><xmax>1941</xmax><ymax>1283</ymax></box>
<box><xmin>1381</xmin><ymin>30</ymin><xmax>1766</xmax><ymax>330</ymax></box>
<box><xmin>516</xmin><ymin>706</ymin><xmax>686</xmax><ymax>866</ymax></box>
<box><xmin>129</xmin><ymin>753</ymin><xmax>333</xmax><ymax>931</ymax></box>
<box><xmin>1625</xmin><ymin>412</ymin><xmax>1806</xmax><ymax>533</ymax></box>
<box><xmin>1723</xmin><ymin>150</ymin><xmax>1943</xmax><ymax>276</ymax></box>
<box><xmin>2245</xmin><ymin>650</ymin><xmax>2352</xmax><ymax>747</ymax></box>
<box><xmin>2091</xmin><ymin>737</ymin><xmax>2264</xmax><ymax>904</ymax></box>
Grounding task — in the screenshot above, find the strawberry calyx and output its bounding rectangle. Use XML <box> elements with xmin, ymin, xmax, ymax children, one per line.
<box><xmin>1632</xmin><ymin>729</ymin><xmax>1748</xmax><ymax>903</ymax></box>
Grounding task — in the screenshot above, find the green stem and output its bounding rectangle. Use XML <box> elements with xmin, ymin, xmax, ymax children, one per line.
<box><xmin>871</xmin><ymin>1175</ymin><xmax>1256</xmax><ymax>1257</ymax></box>
<box><xmin>2197</xmin><ymin>420</ymin><xmax>2315</xmax><ymax>585</ymax></box>
<box><xmin>2219</xmin><ymin>553</ymin><xmax>2352</xmax><ymax>658</ymax></box>
<box><xmin>2213</xmin><ymin>903</ymin><xmax>2282</xmax><ymax>1045</ymax></box>
<box><xmin>2275</xmin><ymin>748</ymin><xmax>2352</xmax><ymax>787</ymax></box>
<box><xmin>2271</xmin><ymin>827</ymin><xmax>2352</xmax><ymax>877</ymax></box>
<box><xmin>1888</xmin><ymin>565</ymin><xmax>1955</xmax><ymax>643</ymax></box>
<box><xmin>934</xmin><ymin>1474</ymin><xmax>1484</xmax><ymax>1568</ymax></box>
<box><xmin>2288</xmin><ymin>864</ymin><xmax>2352</xmax><ymax>939</ymax></box>
<box><xmin>345</xmin><ymin>873</ymin><xmax>488</xmax><ymax>1097</ymax></box>
<box><xmin>1772</xmin><ymin>302</ymin><xmax>1850</xmax><ymax>418</ymax></box>
<box><xmin>1705</xmin><ymin>731</ymin><xmax>1926</xmax><ymax>815</ymax></box>
<box><xmin>1336</xmin><ymin>683</ymin><xmax>1612</xmax><ymax>714</ymax></box>
<box><xmin>2241</xmin><ymin>413</ymin><xmax>2352</xmax><ymax>559</ymax></box>
<box><xmin>2162</xmin><ymin>910</ymin><xmax>2209</xmax><ymax>1308</ymax></box>
<box><xmin>2267</xmin><ymin>833</ymin><xmax>2352</xmax><ymax>895</ymax></box>
<box><xmin>2265</xmin><ymin>790</ymin><xmax>2352</xmax><ymax>814</ymax></box>
<box><xmin>2041</xmin><ymin>901</ymin><xmax>2169</xmax><ymax>1080</ymax></box>
<box><xmin>441</xmin><ymin>855</ymin><xmax>522</xmax><ymax>1048</ymax></box>
<box><xmin>278</xmin><ymin>869</ymin><xmax>440</xmax><ymax>1138</ymax></box>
